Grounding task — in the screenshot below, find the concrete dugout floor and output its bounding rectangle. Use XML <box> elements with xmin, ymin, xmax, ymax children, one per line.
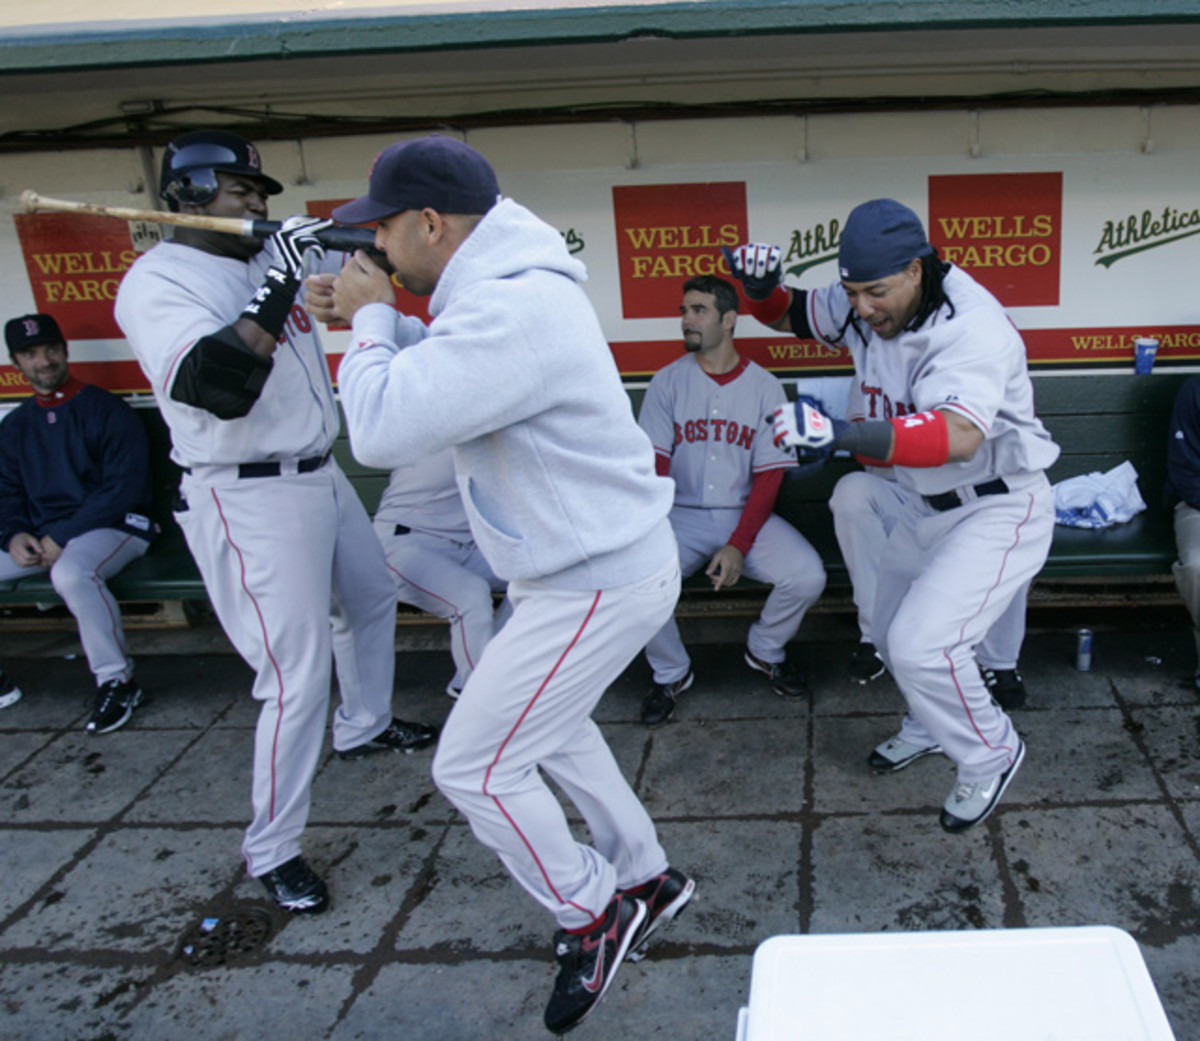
<box><xmin>1</xmin><ymin>610</ymin><xmax>1199</xmax><ymax>1040</ymax></box>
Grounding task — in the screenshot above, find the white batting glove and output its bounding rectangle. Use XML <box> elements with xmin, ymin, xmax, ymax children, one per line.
<box><xmin>722</xmin><ymin>243</ymin><xmax>783</xmax><ymax>300</ymax></box>
<box><xmin>771</xmin><ymin>399</ymin><xmax>837</xmax><ymax>451</ymax></box>
<box><xmin>271</xmin><ymin>215</ymin><xmax>332</xmax><ymax>280</ymax></box>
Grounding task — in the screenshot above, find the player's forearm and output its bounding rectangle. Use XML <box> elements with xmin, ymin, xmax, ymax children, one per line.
<box><xmin>833</xmin><ymin>409</ymin><xmax>982</xmax><ymax>467</ymax></box>
<box><xmin>232</xmin><ymin>316</ymin><xmax>280</xmax><ymax>358</ymax></box>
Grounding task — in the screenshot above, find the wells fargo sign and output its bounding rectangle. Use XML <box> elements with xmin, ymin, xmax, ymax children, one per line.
<box><xmin>13</xmin><ymin>212</ymin><xmax>137</xmax><ymax>340</ymax></box>
<box><xmin>927</xmin><ymin>172</ymin><xmax>1063</xmax><ymax>308</ymax></box>
<box><xmin>612</xmin><ymin>182</ymin><xmax>747</xmax><ymax>319</ymax></box>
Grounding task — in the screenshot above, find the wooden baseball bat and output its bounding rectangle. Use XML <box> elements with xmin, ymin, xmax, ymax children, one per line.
<box><xmin>18</xmin><ymin>189</ymin><xmax>380</xmax><ymax>254</ymax></box>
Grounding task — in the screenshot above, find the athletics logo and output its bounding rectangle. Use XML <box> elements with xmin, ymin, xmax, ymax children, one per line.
<box><xmin>1093</xmin><ymin>205</ymin><xmax>1200</xmax><ymax>268</ymax></box>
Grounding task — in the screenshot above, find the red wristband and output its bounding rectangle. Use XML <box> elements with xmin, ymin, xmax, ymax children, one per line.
<box><xmin>742</xmin><ymin>285</ymin><xmax>789</xmax><ymax>326</ymax></box>
<box><xmin>888</xmin><ymin>410</ymin><xmax>950</xmax><ymax>467</ymax></box>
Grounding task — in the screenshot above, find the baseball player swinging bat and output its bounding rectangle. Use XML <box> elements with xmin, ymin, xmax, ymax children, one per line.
<box><xmin>19</xmin><ymin>189</ymin><xmax>383</xmax><ymax>256</ymax></box>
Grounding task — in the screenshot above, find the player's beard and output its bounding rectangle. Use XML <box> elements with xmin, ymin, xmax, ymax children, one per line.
<box><xmin>683</xmin><ymin>332</ymin><xmax>702</xmax><ymax>353</ymax></box>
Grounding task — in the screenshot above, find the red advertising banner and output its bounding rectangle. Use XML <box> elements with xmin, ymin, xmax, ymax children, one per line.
<box><xmin>12</xmin><ymin>212</ymin><xmax>137</xmax><ymax>341</ymax></box>
<box><xmin>613</xmin><ymin>182</ymin><xmax>747</xmax><ymax>319</ymax></box>
<box><xmin>927</xmin><ymin>172</ymin><xmax>1063</xmax><ymax>307</ymax></box>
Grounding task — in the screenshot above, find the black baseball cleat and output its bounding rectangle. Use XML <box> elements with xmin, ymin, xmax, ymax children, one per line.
<box><xmin>640</xmin><ymin>671</ymin><xmax>694</xmax><ymax>727</ymax></box>
<box><xmin>745</xmin><ymin>649</ymin><xmax>807</xmax><ymax>698</ymax></box>
<box><xmin>980</xmin><ymin>666</ymin><xmax>1027</xmax><ymax>710</ymax></box>
<box><xmin>849</xmin><ymin>642</ymin><xmax>887</xmax><ymax>684</ymax></box>
<box><xmin>623</xmin><ymin>866</ymin><xmax>695</xmax><ymax>962</ymax></box>
<box><xmin>258</xmin><ymin>855</ymin><xmax>330</xmax><ymax>915</ymax></box>
<box><xmin>336</xmin><ymin>717</ymin><xmax>438</xmax><ymax>760</ymax></box>
<box><xmin>543</xmin><ymin>892</ymin><xmax>646</xmax><ymax>1035</ymax></box>
<box><xmin>86</xmin><ymin>679</ymin><xmax>143</xmax><ymax>734</ymax></box>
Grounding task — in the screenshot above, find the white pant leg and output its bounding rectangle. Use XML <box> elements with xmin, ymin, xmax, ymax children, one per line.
<box><xmin>177</xmin><ymin>469</ymin><xmax>341</xmax><ymax>878</ymax></box>
<box><xmin>1174</xmin><ymin>501</ymin><xmax>1200</xmax><ymax>681</ymax></box>
<box><xmin>49</xmin><ymin>530</ymin><xmax>150</xmax><ymax>686</ymax></box>
<box><xmin>375</xmin><ymin>521</ymin><xmax>504</xmax><ymax>691</ymax></box>
<box><xmin>433</xmin><ymin>558</ymin><xmax>679</xmax><ymax>931</ymax></box>
<box><xmin>830</xmin><ymin>471</ymin><xmax>906</xmax><ymax>644</ymax></box>
<box><xmin>643</xmin><ymin>507</ymin><xmax>718</xmax><ymax>684</ymax></box>
<box><xmin>328</xmin><ymin>467</ymin><xmax>400</xmax><ymax>749</ymax></box>
<box><xmin>744</xmin><ymin>514</ymin><xmax>826</xmax><ymax>664</ymax></box>
<box><xmin>0</xmin><ymin>554</ymin><xmax>43</xmax><ymax>583</ymax></box>
<box><xmin>874</xmin><ymin>481</ymin><xmax>1053</xmax><ymax>783</ymax></box>
<box><xmin>975</xmin><ymin>582</ymin><xmax>1029</xmax><ymax>671</ymax></box>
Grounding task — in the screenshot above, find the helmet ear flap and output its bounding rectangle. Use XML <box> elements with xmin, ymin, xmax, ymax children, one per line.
<box><xmin>161</xmin><ymin>167</ymin><xmax>220</xmax><ymax>212</ymax></box>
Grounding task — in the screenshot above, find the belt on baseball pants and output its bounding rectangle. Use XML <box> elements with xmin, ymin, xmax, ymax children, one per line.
<box><xmin>181</xmin><ymin>452</ymin><xmax>330</xmax><ymax>480</ymax></box>
<box><xmin>235</xmin><ymin>453</ymin><xmax>330</xmax><ymax>479</ymax></box>
<box><xmin>924</xmin><ymin>477</ymin><xmax>1009</xmax><ymax>512</ymax></box>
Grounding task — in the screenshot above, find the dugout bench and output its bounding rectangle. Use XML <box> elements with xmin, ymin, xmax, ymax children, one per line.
<box><xmin>0</xmin><ymin>372</ymin><xmax>1187</xmax><ymax>629</ymax></box>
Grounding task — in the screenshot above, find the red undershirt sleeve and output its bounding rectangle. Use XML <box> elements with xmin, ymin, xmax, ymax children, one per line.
<box><xmin>728</xmin><ymin>468</ymin><xmax>784</xmax><ymax>555</ymax></box>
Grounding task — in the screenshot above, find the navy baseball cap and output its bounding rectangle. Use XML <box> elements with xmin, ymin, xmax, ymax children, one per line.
<box><xmin>332</xmin><ymin>135</ymin><xmax>500</xmax><ymax>224</ymax></box>
<box><xmin>838</xmin><ymin>198</ymin><xmax>934</xmax><ymax>282</ymax></box>
<box><xmin>5</xmin><ymin>313</ymin><xmax>65</xmax><ymax>355</ymax></box>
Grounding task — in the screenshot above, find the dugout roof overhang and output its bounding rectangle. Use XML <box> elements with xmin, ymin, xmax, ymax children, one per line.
<box><xmin>0</xmin><ymin>0</ymin><xmax>1197</xmax><ymax>151</ymax></box>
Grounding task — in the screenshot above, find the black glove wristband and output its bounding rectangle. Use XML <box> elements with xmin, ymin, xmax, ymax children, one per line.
<box><xmin>240</xmin><ymin>267</ymin><xmax>300</xmax><ymax>340</ymax></box>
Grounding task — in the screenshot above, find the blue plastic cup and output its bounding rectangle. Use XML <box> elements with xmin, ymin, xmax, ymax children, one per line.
<box><xmin>1134</xmin><ymin>337</ymin><xmax>1158</xmax><ymax>374</ymax></box>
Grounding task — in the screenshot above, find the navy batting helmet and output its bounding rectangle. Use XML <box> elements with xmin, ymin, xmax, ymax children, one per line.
<box><xmin>160</xmin><ymin>130</ymin><xmax>284</xmax><ymax>211</ymax></box>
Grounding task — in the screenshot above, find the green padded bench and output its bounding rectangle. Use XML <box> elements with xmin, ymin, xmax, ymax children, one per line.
<box><xmin>0</xmin><ymin>372</ymin><xmax>1185</xmax><ymax>621</ymax></box>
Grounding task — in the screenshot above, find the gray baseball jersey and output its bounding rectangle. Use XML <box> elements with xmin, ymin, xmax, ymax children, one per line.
<box><xmin>638</xmin><ymin>354</ymin><xmax>797</xmax><ymax>505</ymax></box>
<box><xmin>806</xmin><ymin>266</ymin><xmax>1059</xmax><ymax>495</ymax></box>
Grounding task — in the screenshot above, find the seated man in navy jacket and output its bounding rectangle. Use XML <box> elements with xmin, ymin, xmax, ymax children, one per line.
<box><xmin>0</xmin><ymin>313</ymin><xmax>156</xmax><ymax>732</ymax></box>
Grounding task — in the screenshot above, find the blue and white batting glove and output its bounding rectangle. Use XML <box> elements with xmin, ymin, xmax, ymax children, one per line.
<box><xmin>270</xmin><ymin>215</ymin><xmax>332</xmax><ymax>281</ymax></box>
<box><xmin>722</xmin><ymin>243</ymin><xmax>783</xmax><ymax>300</ymax></box>
<box><xmin>771</xmin><ymin>396</ymin><xmax>843</xmax><ymax>453</ymax></box>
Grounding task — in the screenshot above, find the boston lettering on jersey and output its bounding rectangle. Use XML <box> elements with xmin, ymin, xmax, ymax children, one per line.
<box><xmin>673</xmin><ymin>417</ymin><xmax>756</xmax><ymax>449</ymax></box>
<box><xmin>858</xmin><ymin>382</ymin><xmax>917</xmax><ymax>421</ymax></box>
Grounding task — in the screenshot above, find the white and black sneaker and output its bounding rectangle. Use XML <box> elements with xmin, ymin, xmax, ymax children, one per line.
<box><xmin>640</xmin><ymin>671</ymin><xmax>694</xmax><ymax>727</ymax></box>
<box><xmin>0</xmin><ymin>669</ymin><xmax>22</xmax><ymax>709</ymax></box>
<box><xmin>85</xmin><ymin>679</ymin><xmax>143</xmax><ymax>734</ymax></box>
<box><xmin>849</xmin><ymin>642</ymin><xmax>886</xmax><ymax>684</ymax></box>
<box><xmin>337</xmin><ymin>717</ymin><xmax>438</xmax><ymax>760</ymax></box>
<box><xmin>940</xmin><ymin>740</ymin><xmax>1026</xmax><ymax>833</ymax></box>
<box><xmin>258</xmin><ymin>855</ymin><xmax>330</xmax><ymax>915</ymax></box>
<box><xmin>867</xmin><ymin>734</ymin><xmax>943</xmax><ymax>773</ymax></box>
<box><xmin>980</xmin><ymin>666</ymin><xmax>1027</xmax><ymax>710</ymax></box>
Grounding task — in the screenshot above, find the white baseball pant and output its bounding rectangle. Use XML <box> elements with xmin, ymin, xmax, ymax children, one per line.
<box><xmin>645</xmin><ymin>505</ymin><xmax>825</xmax><ymax>684</ymax></box>
<box><xmin>872</xmin><ymin>476</ymin><xmax>1053</xmax><ymax>783</ymax></box>
<box><xmin>831</xmin><ymin>470</ymin><xmax>1029</xmax><ymax>670</ymax></box>
<box><xmin>176</xmin><ymin>459</ymin><xmax>398</xmax><ymax>877</ymax></box>
<box><xmin>432</xmin><ymin>557</ymin><xmax>680</xmax><ymax>931</ymax></box>
<box><xmin>374</xmin><ymin>523</ymin><xmax>509</xmax><ymax>692</ymax></box>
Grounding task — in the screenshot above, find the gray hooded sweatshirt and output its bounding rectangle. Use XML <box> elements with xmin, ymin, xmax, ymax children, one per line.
<box><xmin>339</xmin><ymin>197</ymin><xmax>676</xmax><ymax>591</ymax></box>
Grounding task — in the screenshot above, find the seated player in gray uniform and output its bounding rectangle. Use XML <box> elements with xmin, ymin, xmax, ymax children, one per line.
<box><xmin>373</xmin><ymin>447</ymin><xmax>509</xmax><ymax>697</ymax></box>
<box><xmin>635</xmin><ymin>275</ymin><xmax>826</xmax><ymax>726</ymax></box>
<box><xmin>0</xmin><ymin>313</ymin><xmax>155</xmax><ymax>732</ymax></box>
<box><xmin>1165</xmin><ymin>375</ymin><xmax>1200</xmax><ymax>689</ymax></box>
<box><xmin>727</xmin><ymin>198</ymin><xmax>1059</xmax><ymax>832</ymax></box>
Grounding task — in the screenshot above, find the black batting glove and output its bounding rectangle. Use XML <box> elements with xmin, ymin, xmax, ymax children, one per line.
<box><xmin>722</xmin><ymin>243</ymin><xmax>783</xmax><ymax>300</ymax></box>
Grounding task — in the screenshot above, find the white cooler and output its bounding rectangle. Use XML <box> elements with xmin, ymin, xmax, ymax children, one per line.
<box><xmin>736</xmin><ymin>925</ymin><xmax>1176</xmax><ymax>1040</ymax></box>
